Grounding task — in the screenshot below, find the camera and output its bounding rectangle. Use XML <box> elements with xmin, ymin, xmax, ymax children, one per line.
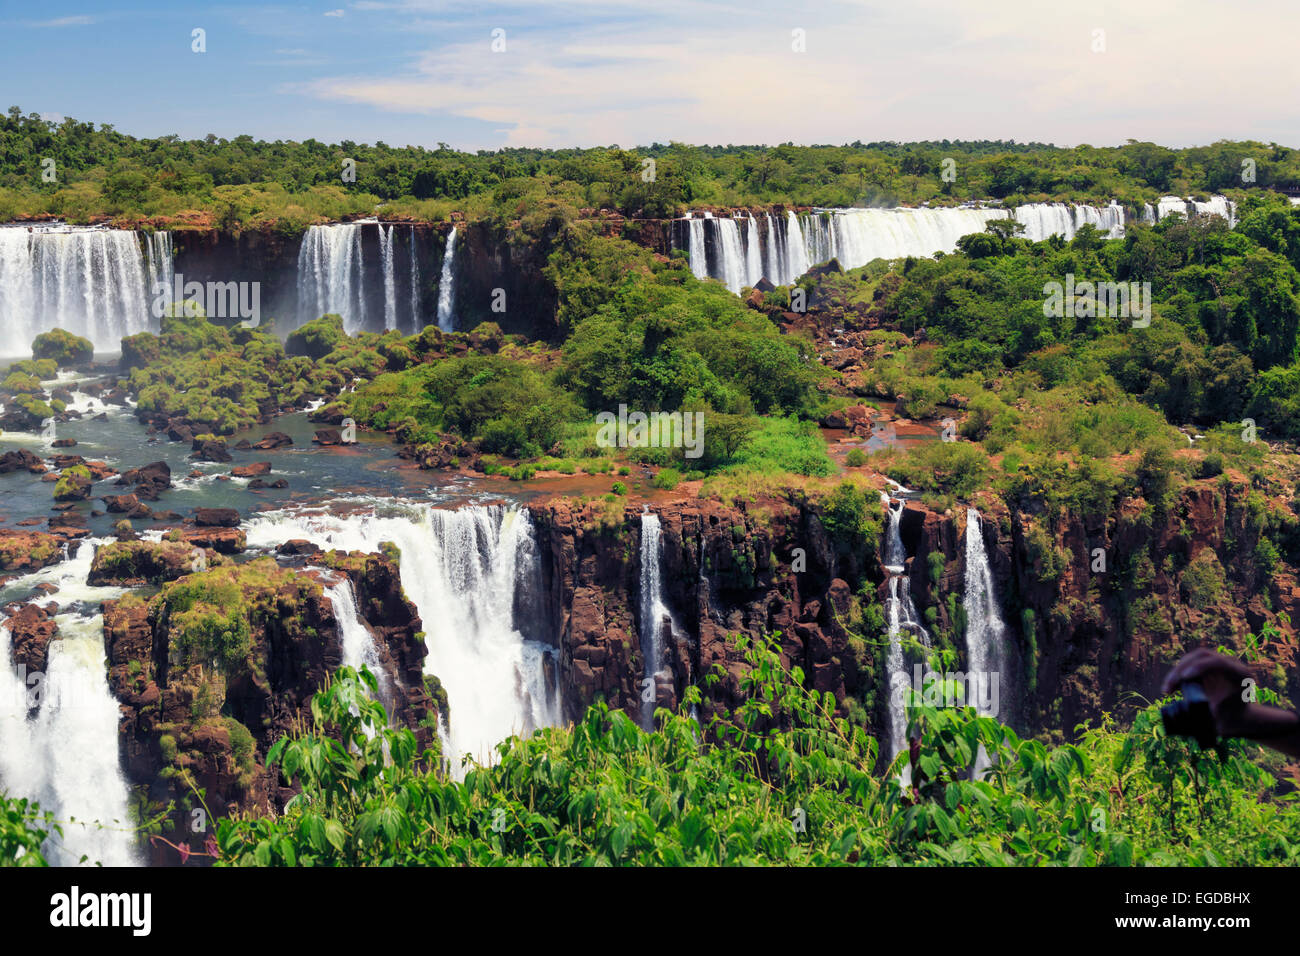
<box><xmin>1161</xmin><ymin>681</ymin><xmax>1217</xmax><ymax>749</ymax></box>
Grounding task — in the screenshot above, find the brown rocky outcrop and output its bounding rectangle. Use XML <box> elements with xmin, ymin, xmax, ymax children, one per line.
<box><xmin>103</xmin><ymin>552</ymin><xmax>437</xmax><ymax>865</ymax></box>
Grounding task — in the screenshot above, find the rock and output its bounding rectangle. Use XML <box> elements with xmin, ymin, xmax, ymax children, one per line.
<box><xmin>117</xmin><ymin>461</ymin><xmax>171</xmax><ymax>501</ymax></box>
<box><xmin>51</xmin><ymin>438</ymin><xmax>77</xmax><ymax>448</ymax></box>
<box><xmin>269</xmin><ymin>479</ymin><xmax>288</xmax><ymax>489</ymax></box>
<box><xmin>277</xmin><ymin>539</ymin><xmax>319</xmax><ymax>556</ymax></box>
<box><xmin>102</xmin><ymin>493</ymin><xmax>151</xmax><ymax>518</ymax></box>
<box><xmin>180</xmin><ymin>527</ymin><xmax>246</xmax><ymax>554</ymax></box>
<box><xmin>84</xmin><ymin>460</ymin><xmax>118</xmax><ymax>481</ymax></box>
<box><xmin>234</xmin><ymin>439</ymin><xmax>252</xmax><ymax>451</ymax></box>
<box><xmin>89</xmin><ymin>539</ymin><xmax>219</xmax><ymax>586</ymax></box>
<box><xmin>3</xmin><ymin>603</ymin><xmax>57</xmax><ymax>675</ymax></box>
<box><xmin>191</xmin><ymin>439</ymin><xmax>232</xmax><ymax>463</ymax></box>
<box><xmin>53</xmin><ymin>467</ymin><xmax>93</xmax><ymax>501</ymax></box>
<box><xmin>0</xmin><ymin>449</ymin><xmax>45</xmax><ymax>475</ymax></box>
<box><xmin>166</xmin><ymin>421</ymin><xmax>195</xmax><ymax>444</ymax></box>
<box><xmin>253</xmin><ymin>432</ymin><xmax>293</xmax><ymax>450</ymax></box>
<box><xmin>193</xmin><ymin>507</ymin><xmax>240</xmax><ymax>528</ymax></box>
<box><xmin>313</xmin><ymin>428</ymin><xmax>342</xmax><ymax>446</ymax></box>
<box><xmin>247</xmin><ymin>479</ymin><xmax>267</xmax><ymax>490</ymax></box>
<box><xmin>0</xmin><ymin>529</ymin><xmax>62</xmax><ymax>573</ymax></box>
<box><xmin>46</xmin><ymin>511</ymin><xmax>90</xmax><ymax>538</ymax></box>
<box><xmin>231</xmin><ymin>462</ymin><xmax>271</xmax><ymax>478</ymax></box>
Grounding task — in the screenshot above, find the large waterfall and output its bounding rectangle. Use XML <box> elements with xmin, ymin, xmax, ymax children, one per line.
<box><xmin>297</xmin><ymin>222</ymin><xmax>365</xmax><ymax>332</ymax></box>
<box><xmin>881</xmin><ymin>497</ymin><xmax>929</xmax><ymax>766</ymax></box>
<box><xmin>0</xmin><ymin>224</ymin><xmax>169</xmax><ymax>354</ymax></box>
<box><xmin>637</xmin><ymin>512</ymin><xmax>679</xmax><ymax>729</ymax></box>
<box><xmin>436</xmin><ymin>226</ymin><xmax>457</xmax><ymax>332</ymax></box>
<box><xmin>677</xmin><ymin>197</ymin><xmax>1233</xmax><ymax>292</ymax></box>
<box><xmin>963</xmin><ymin>508</ymin><xmax>1013</xmax><ymax>777</ymax></box>
<box><xmin>0</xmin><ymin>541</ymin><xmax>136</xmax><ymax>866</ymax></box>
<box><xmin>297</xmin><ymin>222</ymin><xmax>423</xmax><ymax>333</ymax></box>
<box><xmin>245</xmin><ymin>503</ymin><xmax>560</xmax><ymax>768</ymax></box>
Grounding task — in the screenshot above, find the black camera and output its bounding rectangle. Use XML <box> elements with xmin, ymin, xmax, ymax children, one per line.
<box><xmin>1161</xmin><ymin>681</ymin><xmax>1217</xmax><ymax>749</ymax></box>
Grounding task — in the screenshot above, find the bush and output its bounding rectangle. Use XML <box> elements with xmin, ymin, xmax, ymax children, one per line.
<box><xmin>653</xmin><ymin>467</ymin><xmax>681</xmax><ymax>490</ymax></box>
<box><xmin>32</xmin><ymin>328</ymin><xmax>93</xmax><ymax>366</ymax></box>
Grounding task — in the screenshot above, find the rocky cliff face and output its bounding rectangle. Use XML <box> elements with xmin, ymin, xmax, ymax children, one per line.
<box><xmin>101</xmin><ymin>549</ymin><xmax>436</xmax><ymax>864</ymax></box>
<box><xmin>528</xmin><ymin>474</ymin><xmax>1300</xmax><ymax>752</ymax></box>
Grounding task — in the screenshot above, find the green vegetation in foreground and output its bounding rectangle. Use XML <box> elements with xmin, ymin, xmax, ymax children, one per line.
<box><xmin>2</xmin><ymin>105</ymin><xmax>1296</xmax><ymax>229</ymax></box>
<box><xmin>201</xmin><ymin>635</ymin><xmax>1300</xmax><ymax>866</ymax></box>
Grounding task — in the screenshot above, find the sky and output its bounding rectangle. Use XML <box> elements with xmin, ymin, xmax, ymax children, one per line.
<box><xmin>1</xmin><ymin>0</ymin><xmax>1296</xmax><ymax>151</ymax></box>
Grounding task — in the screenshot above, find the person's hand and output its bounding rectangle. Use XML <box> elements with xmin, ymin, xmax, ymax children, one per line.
<box><xmin>1161</xmin><ymin>648</ymin><xmax>1254</xmax><ymax>736</ymax></box>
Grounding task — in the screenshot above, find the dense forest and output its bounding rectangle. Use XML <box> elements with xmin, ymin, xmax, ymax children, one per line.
<box><xmin>2</xmin><ymin>105</ymin><xmax>1299</xmax><ymax>230</ymax></box>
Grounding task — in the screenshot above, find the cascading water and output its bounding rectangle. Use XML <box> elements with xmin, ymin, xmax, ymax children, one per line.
<box><xmin>297</xmin><ymin>223</ymin><xmax>365</xmax><ymax>332</ymax></box>
<box><xmin>637</xmin><ymin>512</ymin><xmax>679</xmax><ymax>729</ymax></box>
<box><xmin>963</xmin><ymin>508</ymin><xmax>1013</xmax><ymax>778</ymax></box>
<box><xmin>0</xmin><ymin>541</ymin><xmax>136</xmax><ymax>866</ymax></box>
<box><xmin>324</xmin><ymin>578</ymin><xmax>393</xmax><ymax>701</ymax></box>
<box><xmin>244</xmin><ymin>503</ymin><xmax>560</xmax><ymax>770</ymax></box>
<box><xmin>0</xmin><ymin>224</ymin><xmax>166</xmax><ymax>353</ymax></box>
<box><xmin>379</xmin><ymin>224</ymin><xmax>398</xmax><ymax>331</ymax></box>
<box><xmin>1015</xmin><ymin>202</ymin><xmax>1125</xmax><ymax>240</ymax></box>
<box><xmin>1154</xmin><ymin>195</ymin><xmax>1236</xmax><ymax>227</ymax></box>
<box><xmin>679</xmin><ymin>197</ymin><xmax>1235</xmax><ymax>292</ymax></box>
<box><xmin>436</xmin><ymin>226</ymin><xmax>457</xmax><ymax>332</ymax></box>
<box><xmin>881</xmin><ymin>496</ymin><xmax>929</xmax><ymax>767</ymax></box>
<box><xmin>686</xmin><ymin>215</ymin><xmax>709</xmax><ymax>280</ymax></box>
<box><xmin>408</xmin><ymin>226</ymin><xmax>422</xmax><ymax>333</ymax></box>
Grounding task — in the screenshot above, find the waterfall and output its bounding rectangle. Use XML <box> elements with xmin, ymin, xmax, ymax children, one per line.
<box><xmin>881</xmin><ymin>496</ymin><xmax>929</xmax><ymax>766</ymax></box>
<box><xmin>1153</xmin><ymin>195</ymin><xmax>1236</xmax><ymax>227</ymax></box>
<box><xmin>379</xmin><ymin>225</ymin><xmax>398</xmax><ymax>331</ymax></box>
<box><xmin>637</xmin><ymin>512</ymin><xmax>679</xmax><ymax>729</ymax></box>
<box><xmin>297</xmin><ymin>223</ymin><xmax>365</xmax><ymax>332</ymax></box>
<box><xmin>244</xmin><ymin>503</ymin><xmax>560</xmax><ymax>769</ymax></box>
<box><xmin>963</xmin><ymin>508</ymin><xmax>1012</xmax><ymax>777</ymax></box>
<box><xmin>743</xmin><ymin>216</ymin><xmax>763</xmax><ymax>289</ymax></box>
<box><xmin>785</xmin><ymin>210</ymin><xmax>810</xmax><ymax>282</ymax></box>
<box><xmin>714</xmin><ymin>217</ymin><xmax>748</xmax><ymax>293</ymax></box>
<box><xmin>143</xmin><ymin>230</ymin><xmax>175</xmax><ymax>317</ymax></box>
<box><xmin>324</xmin><ymin>578</ymin><xmax>392</xmax><ymax>700</ymax></box>
<box><xmin>0</xmin><ymin>542</ymin><xmax>135</xmax><ymax>866</ymax></box>
<box><xmin>1014</xmin><ymin>202</ymin><xmax>1125</xmax><ymax>240</ymax></box>
<box><xmin>676</xmin><ymin>197</ymin><xmax>1233</xmax><ymax>294</ymax></box>
<box><xmin>408</xmin><ymin>226</ymin><xmax>422</xmax><ymax>333</ymax></box>
<box><xmin>436</xmin><ymin>226</ymin><xmax>457</xmax><ymax>332</ymax></box>
<box><xmin>0</xmin><ymin>224</ymin><xmax>165</xmax><ymax>354</ymax></box>
<box><xmin>763</xmin><ymin>213</ymin><xmax>783</xmax><ymax>286</ymax></box>
<box><xmin>685</xmin><ymin>215</ymin><xmax>709</xmax><ymax>280</ymax></box>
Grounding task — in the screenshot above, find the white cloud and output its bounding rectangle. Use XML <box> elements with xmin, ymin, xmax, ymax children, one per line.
<box><xmin>29</xmin><ymin>15</ymin><xmax>95</xmax><ymax>28</ymax></box>
<box><xmin>324</xmin><ymin>9</ymin><xmax>346</xmax><ymax>17</ymax></box>
<box><xmin>296</xmin><ymin>0</ymin><xmax>1300</xmax><ymax>148</ymax></box>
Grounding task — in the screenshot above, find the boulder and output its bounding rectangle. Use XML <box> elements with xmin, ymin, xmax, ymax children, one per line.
<box><xmin>253</xmin><ymin>432</ymin><xmax>293</xmax><ymax>450</ymax></box>
<box><xmin>231</xmin><ymin>462</ymin><xmax>271</xmax><ymax>478</ymax></box>
<box><xmin>193</xmin><ymin>507</ymin><xmax>240</xmax><ymax>528</ymax></box>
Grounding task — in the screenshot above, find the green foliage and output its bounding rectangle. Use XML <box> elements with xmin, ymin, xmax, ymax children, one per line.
<box><xmin>31</xmin><ymin>327</ymin><xmax>93</xmax><ymax>366</ymax></box>
<box><xmin>213</xmin><ymin>635</ymin><xmax>1300</xmax><ymax>867</ymax></box>
<box><xmin>0</xmin><ymin>794</ymin><xmax>55</xmax><ymax>866</ymax></box>
<box><xmin>286</xmin><ymin>314</ymin><xmax>346</xmax><ymax>360</ymax></box>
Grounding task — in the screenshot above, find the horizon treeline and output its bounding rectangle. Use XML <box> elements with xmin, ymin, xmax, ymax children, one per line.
<box><xmin>1</xmin><ymin>105</ymin><xmax>1298</xmax><ymax>230</ymax></box>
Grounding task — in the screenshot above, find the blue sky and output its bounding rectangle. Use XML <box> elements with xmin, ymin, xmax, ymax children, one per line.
<box><xmin>2</xmin><ymin>1</ymin><xmax>1296</xmax><ymax>150</ymax></box>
